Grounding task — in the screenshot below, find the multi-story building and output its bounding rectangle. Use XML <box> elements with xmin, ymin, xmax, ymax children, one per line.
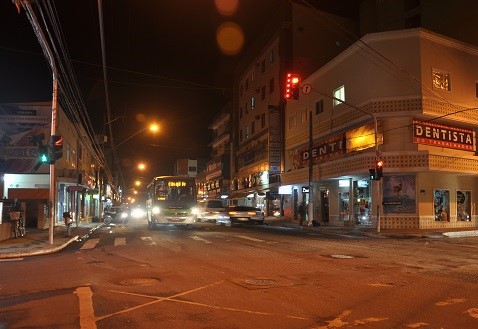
<box><xmin>0</xmin><ymin>102</ymin><xmax>113</xmax><ymax>240</ymax></box>
<box><xmin>282</xmin><ymin>28</ymin><xmax>478</xmax><ymax>229</ymax></box>
<box><xmin>200</xmin><ymin>104</ymin><xmax>231</xmax><ymax>200</ymax></box>
<box><xmin>231</xmin><ymin>2</ymin><xmax>358</xmax><ymax>215</ymax></box>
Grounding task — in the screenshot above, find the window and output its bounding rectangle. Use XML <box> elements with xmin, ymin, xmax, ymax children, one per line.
<box><xmin>261</xmin><ymin>86</ymin><xmax>265</xmax><ymax>101</ymax></box>
<box><xmin>251</xmin><ymin>72</ymin><xmax>255</xmax><ymax>84</ymax></box>
<box><xmin>269</xmin><ymin>49</ymin><xmax>274</xmax><ymax>63</ymax></box>
<box><xmin>66</xmin><ymin>144</ymin><xmax>70</xmax><ymax>162</ymax></box>
<box><xmin>333</xmin><ymin>85</ymin><xmax>345</xmax><ymax>106</ymax></box>
<box><xmin>269</xmin><ymin>78</ymin><xmax>274</xmax><ymax>94</ymax></box>
<box><xmin>315</xmin><ymin>99</ymin><xmax>324</xmax><ymax>115</ymax></box>
<box><xmin>261</xmin><ymin>59</ymin><xmax>265</xmax><ymax>73</ymax></box>
<box><xmin>245</xmin><ymin>125</ymin><xmax>250</xmax><ymax>139</ymax></box>
<box><xmin>301</xmin><ymin>109</ymin><xmax>308</xmax><ymax>123</ymax></box>
<box><xmin>188</xmin><ymin>166</ymin><xmax>197</xmax><ymax>172</ymax></box>
<box><xmin>289</xmin><ymin>114</ymin><xmax>297</xmax><ymax>129</ymax></box>
<box><xmin>261</xmin><ymin>113</ymin><xmax>266</xmax><ymax>128</ymax></box>
<box><xmin>251</xmin><ymin>96</ymin><xmax>255</xmax><ymax>110</ymax></box>
<box><xmin>432</xmin><ymin>69</ymin><xmax>451</xmax><ymax>91</ymax></box>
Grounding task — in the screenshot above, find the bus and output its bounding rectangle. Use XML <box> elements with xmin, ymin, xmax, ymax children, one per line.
<box><xmin>145</xmin><ymin>176</ymin><xmax>198</xmax><ymax>228</ymax></box>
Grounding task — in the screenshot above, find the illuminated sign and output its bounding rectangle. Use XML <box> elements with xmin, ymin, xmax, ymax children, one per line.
<box><xmin>413</xmin><ymin>119</ymin><xmax>475</xmax><ymax>151</ymax></box>
<box><xmin>168</xmin><ymin>181</ymin><xmax>187</xmax><ymax>187</ymax></box>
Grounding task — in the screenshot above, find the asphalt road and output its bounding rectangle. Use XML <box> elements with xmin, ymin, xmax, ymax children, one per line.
<box><xmin>1</xmin><ymin>220</ymin><xmax>477</xmax><ymax>328</ymax></box>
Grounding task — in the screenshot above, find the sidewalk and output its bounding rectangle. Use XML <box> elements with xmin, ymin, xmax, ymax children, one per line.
<box><xmin>264</xmin><ymin>216</ymin><xmax>478</xmax><ymax>239</ymax></box>
<box><xmin>0</xmin><ymin>218</ymin><xmax>477</xmax><ymax>259</ymax></box>
<box><xmin>0</xmin><ymin>222</ymin><xmax>103</xmax><ymax>259</ymax></box>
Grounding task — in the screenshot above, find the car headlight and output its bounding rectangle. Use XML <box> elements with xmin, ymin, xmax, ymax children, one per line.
<box><xmin>191</xmin><ymin>207</ymin><xmax>199</xmax><ymax>215</ymax></box>
<box><xmin>121</xmin><ymin>212</ymin><xmax>128</xmax><ymax>219</ymax></box>
<box><xmin>152</xmin><ymin>206</ymin><xmax>161</xmax><ymax>215</ymax></box>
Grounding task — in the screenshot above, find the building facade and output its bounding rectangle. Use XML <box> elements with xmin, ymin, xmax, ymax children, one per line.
<box><xmin>282</xmin><ymin>28</ymin><xmax>478</xmax><ymax>229</ymax></box>
<box><xmin>231</xmin><ymin>2</ymin><xmax>358</xmax><ymax>215</ymax></box>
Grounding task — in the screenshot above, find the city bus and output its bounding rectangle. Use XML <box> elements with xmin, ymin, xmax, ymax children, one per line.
<box><xmin>145</xmin><ymin>176</ymin><xmax>198</xmax><ymax>228</ymax></box>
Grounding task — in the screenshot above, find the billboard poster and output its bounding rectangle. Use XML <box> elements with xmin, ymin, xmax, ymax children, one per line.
<box><xmin>0</xmin><ymin>104</ymin><xmax>51</xmax><ymax>174</ymax></box>
<box><xmin>382</xmin><ymin>174</ymin><xmax>417</xmax><ymax>215</ymax></box>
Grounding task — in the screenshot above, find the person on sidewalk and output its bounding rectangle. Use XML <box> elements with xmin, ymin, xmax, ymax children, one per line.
<box><xmin>298</xmin><ymin>201</ymin><xmax>307</xmax><ymax>226</ymax></box>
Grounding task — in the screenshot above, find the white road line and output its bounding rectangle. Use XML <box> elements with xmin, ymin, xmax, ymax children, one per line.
<box><xmin>141</xmin><ymin>237</ymin><xmax>157</xmax><ymax>246</ymax></box>
<box><xmin>114</xmin><ymin>238</ymin><xmax>126</xmax><ymax>246</ymax></box>
<box><xmin>80</xmin><ymin>238</ymin><xmax>100</xmax><ymax>250</ymax></box>
<box><xmin>74</xmin><ymin>286</ymin><xmax>97</xmax><ymax>329</ymax></box>
<box><xmin>234</xmin><ymin>235</ymin><xmax>265</xmax><ymax>243</ymax></box>
<box><xmin>190</xmin><ymin>236</ymin><xmax>212</xmax><ymax>244</ymax></box>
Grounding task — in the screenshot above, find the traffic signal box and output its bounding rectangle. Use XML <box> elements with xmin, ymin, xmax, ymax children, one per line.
<box><xmin>369</xmin><ymin>160</ymin><xmax>384</xmax><ymax>180</ymax></box>
<box><xmin>285</xmin><ymin>73</ymin><xmax>300</xmax><ymax>100</ymax></box>
<box><xmin>49</xmin><ymin>134</ymin><xmax>63</xmax><ymax>162</ymax></box>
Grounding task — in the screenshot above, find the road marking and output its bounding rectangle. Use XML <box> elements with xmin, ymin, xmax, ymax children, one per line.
<box><xmin>80</xmin><ymin>238</ymin><xmax>100</xmax><ymax>250</ymax></box>
<box><xmin>74</xmin><ymin>286</ymin><xmax>97</xmax><ymax>329</ymax></box>
<box><xmin>191</xmin><ymin>236</ymin><xmax>212</xmax><ymax>243</ymax></box>
<box><xmin>234</xmin><ymin>235</ymin><xmax>265</xmax><ymax>243</ymax></box>
<box><xmin>141</xmin><ymin>237</ymin><xmax>156</xmax><ymax>246</ymax></box>
<box><xmin>114</xmin><ymin>238</ymin><xmax>126</xmax><ymax>246</ymax></box>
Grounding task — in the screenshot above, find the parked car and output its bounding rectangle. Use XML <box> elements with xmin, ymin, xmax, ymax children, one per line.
<box><xmin>216</xmin><ymin>205</ymin><xmax>265</xmax><ymax>226</ymax></box>
<box><xmin>196</xmin><ymin>199</ymin><xmax>226</xmax><ymax>222</ymax></box>
<box><xmin>104</xmin><ymin>206</ymin><xmax>129</xmax><ymax>224</ymax></box>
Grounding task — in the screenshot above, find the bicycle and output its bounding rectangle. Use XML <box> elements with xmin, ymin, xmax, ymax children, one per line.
<box><xmin>10</xmin><ymin>211</ymin><xmax>25</xmax><ymax>238</ymax></box>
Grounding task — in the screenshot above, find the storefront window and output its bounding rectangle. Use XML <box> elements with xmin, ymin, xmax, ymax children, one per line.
<box><xmin>434</xmin><ymin>189</ymin><xmax>450</xmax><ymax>222</ymax></box>
<box><xmin>353</xmin><ymin>180</ymin><xmax>371</xmax><ymax>224</ymax></box>
<box><xmin>339</xmin><ymin>192</ymin><xmax>349</xmax><ymax>221</ymax></box>
<box><xmin>457</xmin><ymin>190</ymin><xmax>471</xmax><ymax>221</ymax></box>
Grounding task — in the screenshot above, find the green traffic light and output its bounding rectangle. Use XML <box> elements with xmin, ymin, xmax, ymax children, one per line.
<box><xmin>40</xmin><ymin>153</ymin><xmax>49</xmax><ymax>163</ymax></box>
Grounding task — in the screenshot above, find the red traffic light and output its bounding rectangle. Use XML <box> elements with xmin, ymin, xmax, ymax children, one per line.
<box><xmin>285</xmin><ymin>73</ymin><xmax>300</xmax><ymax>100</ymax></box>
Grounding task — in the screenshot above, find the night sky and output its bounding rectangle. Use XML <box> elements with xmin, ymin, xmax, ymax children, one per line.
<box><xmin>0</xmin><ymin>0</ymin><xmax>358</xmax><ymax>184</ymax></box>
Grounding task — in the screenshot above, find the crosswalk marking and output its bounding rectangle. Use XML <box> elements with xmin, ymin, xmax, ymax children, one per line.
<box><xmin>79</xmin><ymin>234</ymin><xmax>269</xmax><ymax>250</ymax></box>
<box><xmin>234</xmin><ymin>235</ymin><xmax>265</xmax><ymax>243</ymax></box>
<box><xmin>190</xmin><ymin>236</ymin><xmax>212</xmax><ymax>244</ymax></box>
<box><xmin>141</xmin><ymin>237</ymin><xmax>156</xmax><ymax>246</ymax></box>
<box><xmin>80</xmin><ymin>238</ymin><xmax>100</xmax><ymax>250</ymax></box>
<box><xmin>114</xmin><ymin>238</ymin><xmax>126</xmax><ymax>246</ymax></box>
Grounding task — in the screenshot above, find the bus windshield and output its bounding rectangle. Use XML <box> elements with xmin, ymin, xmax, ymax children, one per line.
<box><xmin>154</xmin><ymin>179</ymin><xmax>195</xmax><ymax>205</ymax></box>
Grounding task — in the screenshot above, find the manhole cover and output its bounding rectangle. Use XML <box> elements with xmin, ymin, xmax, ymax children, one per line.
<box><xmin>331</xmin><ymin>254</ymin><xmax>354</xmax><ymax>259</ymax></box>
<box><xmin>118</xmin><ymin>278</ymin><xmax>160</xmax><ymax>286</ymax></box>
<box><xmin>244</xmin><ymin>279</ymin><xmax>277</xmax><ymax>286</ymax></box>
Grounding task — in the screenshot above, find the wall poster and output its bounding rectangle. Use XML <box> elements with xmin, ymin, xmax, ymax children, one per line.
<box><xmin>434</xmin><ymin>189</ymin><xmax>450</xmax><ymax>221</ymax></box>
<box><xmin>382</xmin><ymin>174</ymin><xmax>416</xmax><ymax>215</ymax></box>
<box><xmin>457</xmin><ymin>190</ymin><xmax>471</xmax><ymax>221</ymax></box>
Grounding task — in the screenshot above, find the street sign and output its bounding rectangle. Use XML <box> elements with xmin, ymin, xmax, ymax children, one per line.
<box><xmin>302</xmin><ymin>84</ymin><xmax>311</xmax><ymax>94</ymax></box>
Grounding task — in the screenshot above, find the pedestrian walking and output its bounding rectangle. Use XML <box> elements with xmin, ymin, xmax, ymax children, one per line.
<box><xmin>298</xmin><ymin>201</ymin><xmax>307</xmax><ymax>226</ymax></box>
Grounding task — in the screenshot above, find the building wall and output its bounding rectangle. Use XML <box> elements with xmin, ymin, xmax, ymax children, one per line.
<box><xmin>282</xmin><ymin>28</ymin><xmax>478</xmax><ymax>229</ymax></box>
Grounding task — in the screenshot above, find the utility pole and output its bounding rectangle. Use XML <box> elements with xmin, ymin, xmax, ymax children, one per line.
<box><xmin>308</xmin><ymin>110</ymin><xmax>314</xmax><ymax>226</ymax></box>
<box><xmin>19</xmin><ymin>1</ymin><xmax>58</xmax><ymax>244</ymax></box>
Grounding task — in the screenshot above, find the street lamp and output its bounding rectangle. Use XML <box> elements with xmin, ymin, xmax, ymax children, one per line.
<box><xmin>110</xmin><ymin>123</ymin><xmax>160</xmax><ymax>151</ymax></box>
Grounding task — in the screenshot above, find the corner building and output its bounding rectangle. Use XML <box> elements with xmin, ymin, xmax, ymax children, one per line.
<box><xmin>282</xmin><ymin>28</ymin><xmax>478</xmax><ymax>229</ymax></box>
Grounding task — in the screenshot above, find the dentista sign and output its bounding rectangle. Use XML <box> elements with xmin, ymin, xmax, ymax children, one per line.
<box><xmin>413</xmin><ymin>119</ymin><xmax>475</xmax><ymax>151</ymax></box>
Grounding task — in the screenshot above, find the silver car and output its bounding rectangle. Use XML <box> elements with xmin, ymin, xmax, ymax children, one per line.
<box><xmin>196</xmin><ymin>199</ymin><xmax>226</xmax><ymax>222</ymax></box>
<box><xmin>216</xmin><ymin>205</ymin><xmax>265</xmax><ymax>226</ymax></box>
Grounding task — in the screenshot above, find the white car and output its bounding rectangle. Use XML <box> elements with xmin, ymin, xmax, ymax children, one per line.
<box><xmin>216</xmin><ymin>205</ymin><xmax>265</xmax><ymax>227</ymax></box>
<box><xmin>196</xmin><ymin>199</ymin><xmax>226</xmax><ymax>222</ymax></box>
